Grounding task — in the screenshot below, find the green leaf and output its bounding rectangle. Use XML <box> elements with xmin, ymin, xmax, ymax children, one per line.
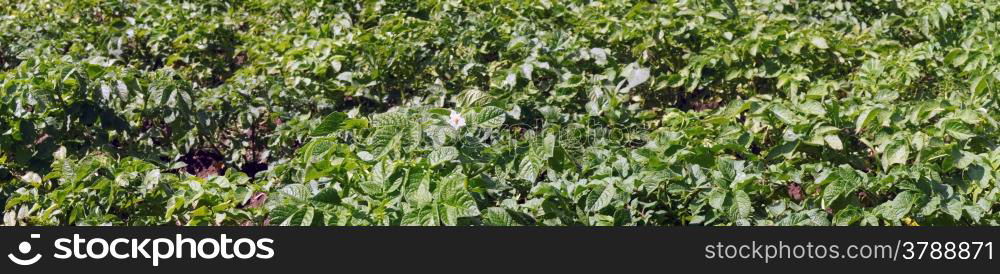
<box><xmin>312</xmin><ymin>112</ymin><xmax>347</xmax><ymax>136</ymax></box>
<box><xmin>541</xmin><ymin>132</ymin><xmax>556</xmax><ymax>159</ymax></box>
<box><xmin>855</xmin><ymin>108</ymin><xmax>878</xmax><ymax>133</ymax></box>
<box><xmin>946</xmin><ymin>49</ymin><xmax>968</xmax><ymax>67</ymax></box>
<box><xmin>708</xmin><ymin>190</ymin><xmax>727</xmax><ymax>210</ymax></box>
<box><xmin>481</xmin><ymin>207</ymin><xmax>525</xmax><ymax>226</ymax></box>
<box><xmin>428</xmin><ymin>146</ymin><xmax>459</xmax><ymax>166</ymax></box>
<box><xmin>947</xmin><ymin>147</ymin><xmax>976</xmax><ymax>170</ymax></box>
<box><xmin>517</xmin><ymin>158</ymin><xmax>540</xmax><ymax>182</ymax></box>
<box><xmin>473</xmin><ymin>106</ymin><xmax>506</xmax><ymax>129</ymax></box>
<box><xmin>798</xmin><ymin>100</ymin><xmax>826</xmax><ymax>116</ymax></box>
<box><xmin>623</xmin><ymin>63</ymin><xmax>651</xmax><ymax>91</ymax></box>
<box><xmin>588</xmin><ymin>183</ymin><xmax>617</xmax><ymax>212</ymax></box>
<box><xmin>822</xmin><ymin>169</ymin><xmax>859</xmax><ymax>208</ymax></box>
<box><xmin>970</xmin><ymin>75</ymin><xmax>987</xmax><ymax>96</ymax></box>
<box><xmin>299</xmin><ymin>207</ymin><xmax>315</xmax><ymax>226</ymax></box>
<box><xmin>824</xmin><ymin>135</ymin><xmax>843</xmax><ymax>150</ymax></box>
<box><xmin>728</xmin><ymin>190</ymin><xmax>752</xmax><ymax>220</ymax></box>
<box><xmin>705</xmin><ymin>11</ymin><xmax>727</xmax><ymax>20</ymax></box>
<box><xmin>435</xmin><ymin>174</ymin><xmax>479</xmax><ymax>225</ymax></box>
<box><xmin>770</xmin><ymin>104</ymin><xmax>801</xmax><ymax>125</ymax></box>
<box><xmin>942</xmin><ymin>119</ymin><xmax>975</xmax><ymax>140</ymax></box>
<box><xmin>881</xmin><ymin>141</ymin><xmax>909</xmax><ymax>171</ymax></box>
<box><xmin>876</xmin><ymin>192</ymin><xmax>920</xmax><ymax>221</ymax></box>
<box><xmin>142</xmin><ymin>169</ymin><xmax>161</xmax><ymax>193</ymax></box>
<box><xmin>968</xmin><ymin>165</ymin><xmax>992</xmax><ymax>188</ymax></box>
<box><xmin>272</xmin><ymin>206</ymin><xmax>302</xmax><ymax>226</ymax></box>
<box><xmin>278</xmin><ymin>184</ymin><xmax>312</xmax><ymax>202</ymax></box>
<box><xmin>165</xmin><ymin>196</ymin><xmax>185</xmax><ymax>219</ymax></box>
<box><xmin>833</xmin><ymin>206</ymin><xmax>862</xmax><ymax>226</ymax></box>
<box><xmin>312</xmin><ymin>188</ymin><xmax>341</xmax><ymax>204</ymax></box>
<box><xmin>766</xmin><ymin>141</ymin><xmax>799</xmax><ymax>160</ymax></box>
<box><xmin>402</xmin><ymin>204</ymin><xmax>438</xmax><ymax>226</ymax></box>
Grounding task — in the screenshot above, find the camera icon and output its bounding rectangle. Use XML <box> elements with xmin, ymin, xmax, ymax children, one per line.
<box><xmin>8</xmin><ymin>234</ymin><xmax>42</xmax><ymax>266</ymax></box>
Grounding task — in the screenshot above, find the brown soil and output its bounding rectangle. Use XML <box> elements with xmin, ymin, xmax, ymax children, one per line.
<box><xmin>787</xmin><ymin>182</ymin><xmax>804</xmax><ymax>201</ymax></box>
<box><xmin>179</xmin><ymin>150</ymin><xmax>226</xmax><ymax>178</ymax></box>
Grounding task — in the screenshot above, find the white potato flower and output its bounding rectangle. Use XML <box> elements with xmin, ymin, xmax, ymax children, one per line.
<box><xmin>448</xmin><ymin>110</ymin><xmax>466</xmax><ymax>129</ymax></box>
<box><xmin>21</xmin><ymin>172</ymin><xmax>41</xmax><ymax>184</ymax></box>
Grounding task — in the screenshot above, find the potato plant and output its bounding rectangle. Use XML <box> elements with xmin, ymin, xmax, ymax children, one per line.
<box><xmin>2</xmin><ymin>0</ymin><xmax>1000</xmax><ymax>226</ymax></box>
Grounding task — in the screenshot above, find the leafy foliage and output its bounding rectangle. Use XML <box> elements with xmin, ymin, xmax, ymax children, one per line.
<box><xmin>3</xmin><ymin>0</ymin><xmax>1000</xmax><ymax>226</ymax></box>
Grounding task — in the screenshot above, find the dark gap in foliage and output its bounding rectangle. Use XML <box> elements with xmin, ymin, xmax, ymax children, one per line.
<box><xmin>178</xmin><ymin>150</ymin><xmax>226</xmax><ymax>178</ymax></box>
